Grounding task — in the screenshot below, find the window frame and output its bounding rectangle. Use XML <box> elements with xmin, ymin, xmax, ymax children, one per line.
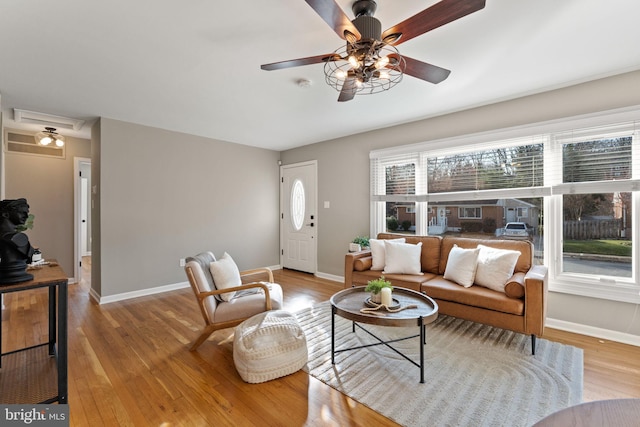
<box><xmin>458</xmin><ymin>207</ymin><xmax>482</xmax><ymax>219</ymax></box>
<box><xmin>370</xmin><ymin>107</ymin><xmax>640</xmax><ymax>304</ymax></box>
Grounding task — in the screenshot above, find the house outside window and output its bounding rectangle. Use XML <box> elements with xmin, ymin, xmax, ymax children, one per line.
<box><xmin>370</xmin><ymin>111</ymin><xmax>640</xmax><ymax>303</ymax></box>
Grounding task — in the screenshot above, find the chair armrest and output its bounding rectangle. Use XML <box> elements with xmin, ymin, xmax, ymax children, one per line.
<box><xmin>197</xmin><ymin>281</ymin><xmax>273</xmax><ymax>309</ymax></box>
<box><xmin>240</xmin><ymin>267</ymin><xmax>274</xmax><ymax>283</ymax></box>
<box><xmin>344</xmin><ymin>250</ymin><xmax>372</xmax><ymax>289</ymax></box>
<box><xmin>523</xmin><ymin>265</ymin><xmax>549</xmax><ymax>336</ymax></box>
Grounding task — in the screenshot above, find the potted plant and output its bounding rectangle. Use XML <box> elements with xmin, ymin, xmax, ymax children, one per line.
<box><xmin>365</xmin><ymin>276</ymin><xmax>392</xmax><ymax>304</ymax></box>
<box><xmin>349</xmin><ymin>236</ymin><xmax>370</xmax><ymax>252</ymax></box>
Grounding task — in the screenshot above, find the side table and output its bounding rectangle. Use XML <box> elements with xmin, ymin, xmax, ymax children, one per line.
<box><xmin>0</xmin><ymin>262</ymin><xmax>68</xmax><ymax>404</ymax></box>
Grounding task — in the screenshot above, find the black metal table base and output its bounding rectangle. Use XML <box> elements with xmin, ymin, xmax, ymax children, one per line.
<box><xmin>331</xmin><ymin>307</ymin><xmax>427</xmax><ymax>383</ymax></box>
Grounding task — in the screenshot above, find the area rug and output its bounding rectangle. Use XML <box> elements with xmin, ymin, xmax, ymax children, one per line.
<box><xmin>295</xmin><ymin>302</ymin><xmax>583</xmax><ymax>427</ymax></box>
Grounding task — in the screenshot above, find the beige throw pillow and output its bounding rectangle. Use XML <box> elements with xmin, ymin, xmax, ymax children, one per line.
<box><xmin>443</xmin><ymin>245</ymin><xmax>480</xmax><ymax>288</ymax></box>
<box><xmin>474</xmin><ymin>245</ymin><xmax>521</xmax><ymax>293</ymax></box>
<box><xmin>209</xmin><ymin>252</ymin><xmax>242</xmax><ymax>302</ymax></box>
<box><xmin>369</xmin><ymin>238</ymin><xmax>405</xmax><ymax>270</ymax></box>
<box><xmin>383</xmin><ymin>241</ymin><xmax>423</xmax><ymax>275</ymax></box>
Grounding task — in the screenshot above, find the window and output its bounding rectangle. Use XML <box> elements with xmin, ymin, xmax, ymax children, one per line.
<box><xmin>370</xmin><ymin>111</ymin><xmax>640</xmax><ymax>303</ymax></box>
<box><xmin>371</xmin><ymin>155</ymin><xmax>425</xmax><ymax>235</ymax></box>
<box><xmin>458</xmin><ymin>207</ymin><xmax>482</xmax><ymax>219</ymax></box>
<box><xmin>555</xmin><ymin>134</ymin><xmax>635</xmax><ymax>282</ymax></box>
<box><xmin>290</xmin><ymin>179</ymin><xmax>305</xmax><ymax>231</ymax></box>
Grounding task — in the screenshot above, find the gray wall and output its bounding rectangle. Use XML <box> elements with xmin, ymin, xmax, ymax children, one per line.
<box><xmin>94</xmin><ymin>118</ymin><xmax>281</xmax><ymax>298</ymax></box>
<box><xmin>4</xmin><ymin>129</ymin><xmax>91</xmax><ymax>277</ymax></box>
<box><xmin>280</xmin><ymin>70</ymin><xmax>640</xmax><ymax>337</ymax></box>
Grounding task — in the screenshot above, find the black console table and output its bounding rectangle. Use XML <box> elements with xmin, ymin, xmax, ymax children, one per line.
<box><xmin>0</xmin><ymin>262</ymin><xmax>68</xmax><ymax>404</ymax></box>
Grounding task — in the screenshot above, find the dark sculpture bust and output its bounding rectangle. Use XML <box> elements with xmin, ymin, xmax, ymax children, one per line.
<box><xmin>0</xmin><ymin>198</ymin><xmax>35</xmax><ymax>284</ymax></box>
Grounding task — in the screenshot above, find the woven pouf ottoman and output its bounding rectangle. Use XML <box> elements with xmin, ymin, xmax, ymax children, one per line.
<box><xmin>233</xmin><ymin>310</ymin><xmax>308</xmax><ymax>383</ymax></box>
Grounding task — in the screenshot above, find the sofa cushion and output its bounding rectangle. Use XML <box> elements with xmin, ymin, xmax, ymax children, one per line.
<box><xmin>370</xmin><ymin>238</ymin><xmax>405</xmax><ymax>270</ymax></box>
<box><xmin>383</xmin><ymin>241</ymin><xmax>423</xmax><ymax>275</ymax></box>
<box><xmin>504</xmin><ymin>272</ymin><xmax>526</xmax><ymax>299</ymax></box>
<box><xmin>443</xmin><ymin>245</ymin><xmax>480</xmax><ymax>288</ymax></box>
<box><xmin>474</xmin><ymin>245</ymin><xmax>521</xmax><ymax>293</ymax></box>
<box><xmin>422</xmin><ymin>277</ymin><xmax>524</xmax><ymax>316</ymax></box>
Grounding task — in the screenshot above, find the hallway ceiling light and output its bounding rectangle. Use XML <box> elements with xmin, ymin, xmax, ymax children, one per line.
<box><xmin>35</xmin><ymin>127</ymin><xmax>65</xmax><ymax>147</ymax></box>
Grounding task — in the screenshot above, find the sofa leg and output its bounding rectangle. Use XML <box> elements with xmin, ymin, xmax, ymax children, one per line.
<box><xmin>531</xmin><ymin>334</ymin><xmax>536</xmax><ymax>355</ymax></box>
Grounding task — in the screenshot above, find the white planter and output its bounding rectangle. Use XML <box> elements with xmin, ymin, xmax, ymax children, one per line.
<box><xmin>370</xmin><ymin>292</ymin><xmax>381</xmax><ymax>304</ymax></box>
<box><xmin>349</xmin><ymin>243</ymin><xmax>361</xmax><ymax>252</ymax></box>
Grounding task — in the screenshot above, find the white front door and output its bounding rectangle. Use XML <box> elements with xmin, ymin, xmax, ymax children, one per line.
<box><xmin>281</xmin><ymin>161</ymin><xmax>317</xmax><ymax>273</ymax></box>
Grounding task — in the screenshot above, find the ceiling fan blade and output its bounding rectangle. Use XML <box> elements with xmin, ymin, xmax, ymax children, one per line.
<box><xmin>305</xmin><ymin>0</ymin><xmax>361</xmax><ymax>41</ymax></box>
<box><xmin>400</xmin><ymin>56</ymin><xmax>451</xmax><ymax>84</ymax></box>
<box><xmin>382</xmin><ymin>0</ymin><xmax>486</xmax><ymax>46</ymax></box>
<box><xmin>261</xmin><ymin>53</ymin><xmax>340</xmax><ymax>71</ymax></box>
<box><xmin>337</xmin><ymin>77</ymin><xmax>356</xmax><ymax>102</ymax></box>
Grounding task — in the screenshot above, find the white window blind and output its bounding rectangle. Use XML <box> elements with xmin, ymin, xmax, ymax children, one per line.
<box><xmin>551</xmin><ymin>121</ymin><xmax>640</xmax><ymax>195</ymax></box>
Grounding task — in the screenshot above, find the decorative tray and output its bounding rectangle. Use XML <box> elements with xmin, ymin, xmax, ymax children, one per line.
<box><xmin>364</xmin><ymin>297</ymin><xmax>401</xmax><ymax>310</ymax></box>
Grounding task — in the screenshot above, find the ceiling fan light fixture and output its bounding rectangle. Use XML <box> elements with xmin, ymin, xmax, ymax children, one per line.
<box><xmin>335</xmin><ymin>70</ymin><xmax>348</xmax><ymax>79</ymax></box>
<box><xmin>374</xmin><ymin>55</ymin><xmax>389</xmax><ymax>69</ymax></box>
<box><xmin>35</xmin><ymin>127</ymin><xmax>65</xmax><ymax>147</ymax></box>
<box><xmin>324</xmin><ymin>42</ymin><xmax>404</xmax><ymax>97</ymax></box>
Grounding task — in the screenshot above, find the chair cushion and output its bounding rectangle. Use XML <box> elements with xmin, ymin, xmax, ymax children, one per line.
<box><xmin>209</xmin><ymin>252</ymin><xmax>242</xmax><ymax>302</ymax></box>
<box><xmin>214</xmin><ymin>283</ymin><xmax>284</xmax><ymax>324</ymax></box>
<box><xmin>233</xmin><ymin>310</ymin><xmax>308</xmax><ymax>383</ymax></box>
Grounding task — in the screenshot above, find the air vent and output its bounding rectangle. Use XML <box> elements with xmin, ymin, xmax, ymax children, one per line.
<box><xmin>13</xmin><ymin>109</ymin><xmax>84</xmax><ymax>131</ymax></box>
<box><xmin>4</xmin><ymin>130</ymin><xmax>66</xmax><ymax>159</ymax></box>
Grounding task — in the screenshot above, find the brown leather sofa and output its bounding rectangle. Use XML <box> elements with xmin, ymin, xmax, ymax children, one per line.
<box><xmin>344</xmin><ymin>233</ymin><xmax>548</xmax><ymax>354</ymax></box>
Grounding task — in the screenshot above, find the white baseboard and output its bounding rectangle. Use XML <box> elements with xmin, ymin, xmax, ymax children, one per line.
<box><xmin>96</xmin><ymin>281</ymin><xmax>190</xmax><ymax>305</ymax></box>
<box><xmin>546</xmin><ymin>317</ymin><xmax>640</xmax><ymax>347</ymax></box>
<box><xmin>315</xmin><ymin>271</ymin><xmax>343</xmax><ymax>283</ymax></box>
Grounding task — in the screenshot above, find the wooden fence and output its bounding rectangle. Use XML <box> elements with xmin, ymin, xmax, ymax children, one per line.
<box><xmin>564</xmin><ymin>219</ymin><xmax>623</xmax><ymax>240</ymax></box>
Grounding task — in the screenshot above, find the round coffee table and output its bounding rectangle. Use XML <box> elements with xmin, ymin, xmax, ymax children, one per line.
<box><xmin>330</xmin><ymin>286</ymin><xmax>438</xmax><ymax>383</ymax></box>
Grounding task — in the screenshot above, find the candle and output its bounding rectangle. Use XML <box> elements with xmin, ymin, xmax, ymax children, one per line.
<box><xmin>381</xmin><ymin>287</ymin><xmax>392</xmax><ymax>306</ymax></box>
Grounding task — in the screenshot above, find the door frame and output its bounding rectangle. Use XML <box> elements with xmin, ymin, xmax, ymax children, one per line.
<box><xmin>280</xmin><ymin>160</ymin><xmax>318</xmax><ymax>273</ymax></box>
<box><xmin>74</xmin><ymin>157</ymin><xmax>91</xmax><ymax>283</ymax></box>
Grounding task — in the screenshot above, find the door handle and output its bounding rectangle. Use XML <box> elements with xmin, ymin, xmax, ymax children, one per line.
<box><xmin>305</xmin><ymin>222</ymin><xmax>314</xmax><ymax>227</ymax></box>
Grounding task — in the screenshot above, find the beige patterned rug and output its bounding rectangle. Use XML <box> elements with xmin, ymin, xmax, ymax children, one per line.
<box><xmin>295</xmin><ymin>302</ymin><xmax>583</xmax><ymax>427</ymax></box>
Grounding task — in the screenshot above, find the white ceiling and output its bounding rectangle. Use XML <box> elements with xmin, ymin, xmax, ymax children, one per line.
<box><xmin>1</xmin><ymin>0</ymin><xmax>639</xmax><ymax>151</ymax></box>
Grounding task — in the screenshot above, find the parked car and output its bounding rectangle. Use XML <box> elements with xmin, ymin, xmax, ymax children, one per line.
<box><xmin>504</xmin><ymin>222</ymin><xmax>529</xmax><ymax>239</ymax></box>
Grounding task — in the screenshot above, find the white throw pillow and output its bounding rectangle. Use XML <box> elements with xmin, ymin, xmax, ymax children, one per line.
<box><xmin>383</xmin><ymin>241</ymin><xmax>423</xmax><ymax>275</ymax></box>
<box><xmin>370</xmin><ymin>238</ymin><xmax>405</xmax><ymax>270</ymax></box>
<box><xmin>474</xmin><ymin>245</ymin><xmax>521</xmax><ymax>292</ymax></box>
<box><xmin>209</xmin><ymin>252</ymin><xmax>242</xmax><ymax>302</ymax></box>
<box><xmin>443</xmin><ymin>245</ymin><xmax>480</xmax><ymax>288</ymax></box>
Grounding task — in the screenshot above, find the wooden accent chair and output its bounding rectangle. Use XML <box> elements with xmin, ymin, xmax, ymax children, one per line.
<box><xmin>184</xmin><ymin>252</ymin><xmax>284</xmax><ymax>351</ymax></box>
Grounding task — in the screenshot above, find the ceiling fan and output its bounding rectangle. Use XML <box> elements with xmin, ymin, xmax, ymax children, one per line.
<box><xmin>261</xmin><ymin>0</ymin><xmax>486</xmax><ymax>102</ymax></box>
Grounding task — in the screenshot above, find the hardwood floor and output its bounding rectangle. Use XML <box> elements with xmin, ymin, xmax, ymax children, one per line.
<box><xmin>2</xmin><ymin>261</ymin><xmax>639</xmax><ymax>426</ymax></box>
